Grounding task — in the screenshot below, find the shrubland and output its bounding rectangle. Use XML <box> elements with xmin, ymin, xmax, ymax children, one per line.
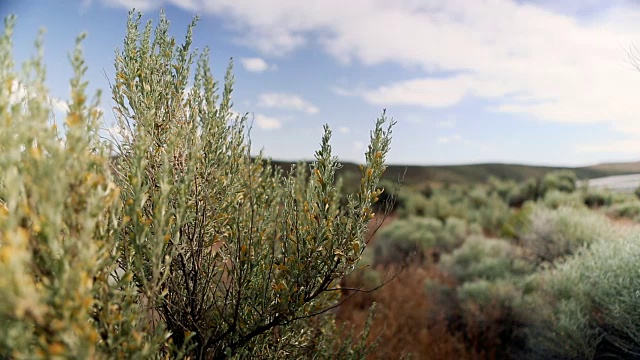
<box><xmin>338</xmin><ymin>166</ymin><xmax>640</xmax><ymax>359</ymax></box>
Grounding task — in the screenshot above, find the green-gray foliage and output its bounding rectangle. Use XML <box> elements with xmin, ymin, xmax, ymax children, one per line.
<box><xmin>373</xmin><ymin>216</ymin><xmax>469</xmax><ymax>265</ymax></box>
<box><xmin>519</xmin><ymin>205</ymin><xmax>614</xmax><ymax>262</ymax></box>
<box><xmin>542</xmin><ymin>190</ymin><xmax>585</xmax><ymax>210</ymax></box>
<box><xmin>439</xmin><ymin>236</ymin><xmax>533</xmax><ymax>283</ymax></box>
<box><xmin>582</xmin><ymin>187</ymin><xmax>613</xmax><ymax>208</ymax></box>
<box><xmin>607</xmin><ymin>199</ymin><xmax>640</xmax><ymax>221</ymax></box>
<box><xmin>524</xmin><ymin>227</ymin><xmax>640</xmax><ymax>359</ymax></box>
<box><xmin>0</xmin><ymin>11</ymin><xmax>393</xmax><ymax>359</ymax></box>
<box><xmin>540</xmin><ymin>170</ymin><xmax>577</xmax><ymax>195</ymax></box>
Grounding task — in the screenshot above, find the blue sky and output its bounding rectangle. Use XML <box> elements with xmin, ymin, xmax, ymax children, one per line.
<box><xmin>3</xmin><ymin>0</ymin><xmax>640</xmax><ymax>166</ymax></box>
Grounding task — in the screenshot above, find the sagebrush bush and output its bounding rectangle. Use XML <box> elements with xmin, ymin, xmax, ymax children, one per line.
<box><xmin>467</xmin><ymin>193</ymin><xmax>513</xmax><ymax>236</ymax></box>
<box><xmin>507</xmin><ymin>177</ymin><xmax>540</xmax><ymax>208</ymax></box>
<box><xmin>373</xmin><ymin>216</ymin><xmax>469</xmax><ymax>265</ymax></box>
<box><xmin>582</xmin><ymin>187</ymin><xmax>613</xmax><ymax>208</ymax></box>
<box><xmin>519</xmin><ymin>205</ymin><xmax>614</xmax><ymax>262</ymax></box>
<box><xmin>487</xmin><ymin>176</ymin><xmax>519</xmax><ymax>203</ymax></box>
<box><xmin>396</xmin><ymin>190</ymin><xmax>430</xmax><ymax>218</ymax></box>
<box><xmin>542</xmin><ymin>190</ymin><xmax>585</xmax><ymax>210</ymax></box>
<box><xmin>523</xmin><ymin>228</ymin><xmax>640</xmax><ymax>359</ymax></box>
<box><xmin>607</xmin><ymin>199</ymin><xmax>640</xmax><ymax>221</ymax></box>
<box><xmin>439</xmin><ymin>236</ymin><xmax>533</xmax><ymax>283</ymax></box>
<box><xmin>0</xmin><ymin>11</ymin><xmax>394</xmax><ymax>359</ymax></box>
<box><xmin>540</xmin><ymin>170</ymin><xmax>577</xmax><ymax>195</ymax></box>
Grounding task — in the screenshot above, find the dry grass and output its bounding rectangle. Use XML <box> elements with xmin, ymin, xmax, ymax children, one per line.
<box><xmin>337</xmin><ymin>265</ymin><xmax>483</xmax><ymax>360</ymax></box>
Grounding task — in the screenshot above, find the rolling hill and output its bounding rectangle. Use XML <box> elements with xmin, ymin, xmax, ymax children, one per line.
<box><xmin>271</xmin><ymin>159</ymin><xmax>640</xmax><ymax>188</ymax></box>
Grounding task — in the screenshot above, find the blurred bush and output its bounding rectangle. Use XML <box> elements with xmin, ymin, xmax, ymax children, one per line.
<box><xmin>518</xmin><ymin>205</ymin><xmax>613</xmax><ymax>263</ymax></box>
<box><xmin>540</xmin><ymin>170</ymin><xmax>578</xmax><ymax>195</ymax></box>
<box><xmin>523</xmin><ymin>227</ymin><xmax>640</xmax><ymax>359</ymax></box>
<box><xmin>542</xmin><ymin>190</ymin><xmax>585</xmax><ymax>209</ymax></box>
<box><xmin>373</xmin><ymin>216</ymin><xmax>471</xmax><ymax>266</ymax></box>
<box><xmin>439</xmin><ymin>236</ymin><xmax>533</xmax><ymax>283</ymax></box>
<box><xmin>607</xmin><ymin>199</ymin><xmax>640</xmax><ymax>221</ymax></box>
<box><xmin>582</xmin><ymin>187</ymin><xmax>613</xmax><ymax>208</ymax></box>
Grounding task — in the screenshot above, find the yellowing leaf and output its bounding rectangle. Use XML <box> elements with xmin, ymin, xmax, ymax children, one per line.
<box><xmin>66</xmin><ymin>113</ymin><xmax>82</xmax><ymax>127</ymax></box>
<box><xmin>48</xmin><ymin>342</ymin><xmax>65</xmax><ymax>356</ymax></box>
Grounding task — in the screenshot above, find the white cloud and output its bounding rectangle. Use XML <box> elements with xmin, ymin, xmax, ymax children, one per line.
<box><xmin>9</xmin><ymin>80</ymin><xmax>70</xmax><ymax>116</ymax></box>
<box><xmin>338</xmin><ymin>126</ymin><xmax>350</xmax><ymax>134</ymax></box>
<box><xmin>253</xmin><ymin>113</ymin><xmax>282</xmax><ymax>129</ymax></box>
<box><xmin>257</xmin><ymin>92</ymin><xmax>319</xmax><ymax>114</ymax></box>
<box><xmin>50</xmin><ymin>97</ymin><xmax>69</xmax><ymax>114</ymax></box>
<box><xmin>240</xmin><ymin>57</ymin><xmax>273</xmax><ymax>72</ymax></box>
<box><xmin>100</xmin><ymin>0</ymin><xmax>155</xmax><ymax>10</ymax></box>
<box><xmin>98</xmin><ymin>0</ymin><xmax>640</xmax><ymax>135</ymax></box>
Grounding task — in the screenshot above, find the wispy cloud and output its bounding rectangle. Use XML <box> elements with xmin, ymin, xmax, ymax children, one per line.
<box><xmin>253</xmin><ymin>113</ymin><xmax>282</xmax><ymax>130</ymax></box>
<box><xmin>338</xmin><ymin>126</ymin><xmax>350</xmax><ymax>134</ymax></box>
<box><xmin>240</xmin><ymin>57</ymin><xmax>274</xmax><ymax>72</ymax></box>
<box><xmin>101</xmin><ymin>0</ymin><xmax>640</xmax><ymax>135</ymax></box>
<box><xmin>257</xmin><ymin>92</ymin><xmax>319</xmax><ymax>114</ymax></box>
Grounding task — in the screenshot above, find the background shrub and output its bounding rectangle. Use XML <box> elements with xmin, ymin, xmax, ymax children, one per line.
<box><xmin>373</xmin><ymin>216</ymin><xmax>469</xmax><ymax>265</ymax></box>
<box><xmin>439</xmin><ymin>236</ymin><xmax>533</xmax><ymax>283</ymax></box>
<box><xmin>540</xmin><ymin>170</ymin><xmax>578</xmax><ymax>195</ymax></box>
<box><xmin>542</xmin><ymin>190</ymin><xmax>585</xmax><ymax>209</ymax></box>
<box><xmin>523</xmin><ymin>227</ymin><xmax>640</xmax><ymax>359</ymax></box>
<box><xmin>607</xmin><ymin>200</ymin><xmax>640</xmax><ymax>221</ymax></box>
<box><xmin>582</xmin><ymin>187</ymin><xmax>613</xmax><ymax>208</ymax></box>
<box><xmin>518</xmin><ymin>205</ymin><xmax>613</xmax><ymax>263</ymax></box>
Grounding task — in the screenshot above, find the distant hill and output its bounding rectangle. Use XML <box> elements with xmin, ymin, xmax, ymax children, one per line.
<box><xmin>271</xmin><ymin>160</ymin><xmax>640</xmax><ymax>188</ymax></box>
<box><xmin>586</xmin><ymin>161</ymin><xmax>640</xmax><ymax>173</ymax></box>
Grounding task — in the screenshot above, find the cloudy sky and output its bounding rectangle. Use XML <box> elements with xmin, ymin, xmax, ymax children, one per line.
<box><xmin>3</xmin><ymin>0</ymin><xmax>640</xmax><ymax>166</ymax></box>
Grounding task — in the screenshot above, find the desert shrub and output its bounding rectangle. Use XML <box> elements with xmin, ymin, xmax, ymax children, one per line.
<box><xmin>373</xmin><ymin>216</ymin><xmax>472</xmax><ymax>266</ymax></box>
<box><xmin>608</xmin><ymin>191</ymin><xmax>637</xmax><ymax>204</ymax></box>
<box><xmin>0</xmin><ymin>17</ymin><xmax>171</xmax><ymax>359</ymax></box>
<box><xmin>466</xmin><ymin>187</ymin><xmax>490</xmax><ymax>208</ymax></box>
<box><xmin>0</xmin><ymin>12</ymin><xmax>393</xmax><ymax>359</ymax></box>
<box><xmin>397</xmin><ymin>190</ymin><xmax>430</xmax><ymax>217</ymax></box>
<box><xmin>499</xmin><ymin>204</ymin><xmax>533</xmax><ymax>240</ymax></box>
<box><xmin>419</xmin><ymin>193</ymin><xmax>460</xmax><ymax>220</ymax></box>
<box><xmin>468</xmin><ymin>222</ymin><xmax>484</xmax><ymax>236</ymax></box>
<box><xmin>439</xmin><ymin>236</ymin><xmax>533</xmax><ymax>283</ymax></box>
<box><xmin>524</xmin><ymin>228</ymin><xmax>640</xmax><ymax>359</ymax></box>
<box><xmin>466</xmin><ymin>193</ymin><xmax>512</xmax><ymax>236</ymax></box>
<box><xmin>418</xmin><ymin>183</ymin><xmax>434</xmax><ymax>198</ymax></box>
<box><xmin>487</xmin><ymin>176</ymin><xmax>518</xmax><ymax>203</ymax></box>
<box><xmin>542</xmin><ymin>189</ymin><xmax>585</xmax><ymax>209</ymax></box>
<box><xmin>607</xmin><ymin>199</ymin><xmax>640</xmax><ymax>220</ymax></box>
<box><xmin>375</xmin><ymin>217</ymin><xmax>440</xmax><ymax>265</ymax></box>
<box><xmin>540</xmin><ymin>170</ymin><xmax>578</xmax><ymax>196</ymax></box>
<box><xmin>507</xmin><ymin>178</ymin><xmax>540</xmax><ymax>207</ymax></box>
<box><xmin>456</xmin><ymin>279</ymin><xmax>529</xmax><ymax>358</ymax></box>
<box><xmin>518</xmin><ymin>205</ymin><xmax>613</xmax><ymax>263</ymax></box>
<box><xmin>540</xmin><ymin>170</ymin><xmax>577</xmax><ymax>195</ymax></box>
<box><xmin>582</xmin><ymin>187</ymin><xmax>613</xmax><ymax>208</ymax></box>
<box><xmin>443</xmin><ymin>216</ymin><xmax>468</xmax><ymax>244</ymax></box>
